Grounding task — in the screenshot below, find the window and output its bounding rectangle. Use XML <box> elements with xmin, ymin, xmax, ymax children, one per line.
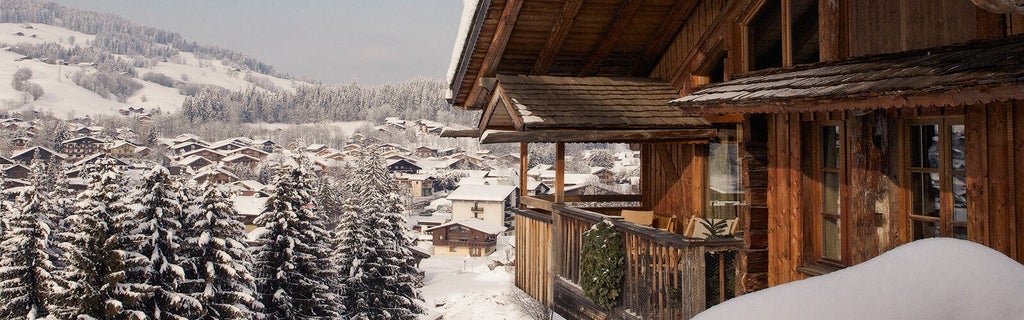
<box><xmin>707</xmin><ymin>124</ymin><xmax>744</xmax><ymax>220</ymax></box>
<box><xmin>746</xmin><ymin>0</ymin><xmax>784</xmax><ymax>71</ymax></box>
<box><xmin>818</xmin><ymin>124</ymin><xmax>843</xmax><ymax>262</ymax></box>
<box><xmin>906</xmin><ymin>118</ymin><xmax>967</xmax><ymax>240</ymax></box>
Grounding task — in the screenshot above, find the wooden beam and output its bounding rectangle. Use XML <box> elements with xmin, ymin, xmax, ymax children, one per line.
<box><xmin>520</xmin><ymin>142</ymin><xmax>529</xmax><ymax>208</ymax></box>
<box><xmin>577</xmin><ymin>0</ymin><xmax>643</xmax><ymax>76</ymax></box>
<box><xmin>819</xmin><ymin>0</ymin><xmax>846</xmax><ymax>61</ymax></box>
<box><xmin>464</xmin><ymin>0</ymin><xmax>525</xmax><ymax>109</ymax></box>
<box><xmin>531</xmin><ymin>0</ymin><xmax>584</xmax><ymax>75</ymax></box>
<box><xmin>440</xmin><ymin>129</ymin><xmax>482</xmax><ymax>138</ymax></box>
<box><xmin>632</xmin><ymin>0</ymin><xmax>700</xmax><ymax>75</ymax></box>
<box><xmin>479</xmin><ymin>129</ymin><xmax>717</xmax><ymax>144</ymax></box>
<box><xmin>555</xmin><ymin>142</ymin><xmax>565</xmax><ymax>203</ymax></box>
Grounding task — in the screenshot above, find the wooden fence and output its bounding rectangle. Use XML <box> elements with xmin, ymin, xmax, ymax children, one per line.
<box><xmin>512</xmin><ymin>208</ymin><xmax>552</xmax><ymax>307</ymax></box>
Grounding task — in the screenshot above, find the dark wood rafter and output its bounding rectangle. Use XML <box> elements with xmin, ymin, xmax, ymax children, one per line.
<box><xmin>464</xmin><ymin>0</ymin><xmax>525</xmax><ymax>110</ymax></box>
<box><xmin>531</xmin><ymin>0</ymin><xmax>584</xmax><ymax>75</ymax></box>
<box><xmin>632</xmin><ymin>0</ymin><xmax>701</xmax><ymax>75</ymax></box>
<box><xmin>577</xmin><ymin>0</ymin><xmax>644</xmax><ymax>76</ymax></box>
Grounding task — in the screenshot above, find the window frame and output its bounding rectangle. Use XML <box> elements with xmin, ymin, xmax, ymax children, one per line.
<box><xmin>902</xmin><ymin>116</ymin><xmax>966</xmax><ymax>241</ymax></box>
<box><xmin>812</xmin><ymin>120</ymin><xmax>848</xmax><ymax>267</ymax></box>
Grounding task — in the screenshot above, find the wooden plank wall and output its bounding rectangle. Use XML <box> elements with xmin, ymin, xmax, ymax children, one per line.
<box><xmin>649</xmin><ymin>0</ymin><xmax>727</xmax><ymax>83</ymax></box>
<box><xmin>641</xmin><ymin>142</ymin><xmax>707</xmax><ymax>232</ymax></box>
<box><xmin>847</xmin><ymin>0</ymin><xmax>983</xmax><ymax>57</ymax></box>
<box><xmin>964</xmin><ymin>101</ymin><xmax>1024</xmax><ymax>263</ymax></box>
<box><xmin>765</xmin><ymin>113</ymin><xmax>808</xmax><ymax>285</ymax></box>
<box><xmin>1011</xmin><ymin>14</ymin><xmax>1024</xmax><ymax>35</ymax></box>
<box><xmin>514</xmin><ymin>213</ymin><xmax>552</xmax><ymax>306</ymax></box>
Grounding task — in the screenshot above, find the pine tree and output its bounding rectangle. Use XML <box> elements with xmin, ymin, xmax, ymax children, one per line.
<box><xmin>124</xmin><ymin>166</ymin><xmax>203</xmax><ymax>319</ymax></box>
<box><xmin>189</xmin><ymin>183</ymin><xmax>261</xmax><ymax>320</ymax></box>
<box><xmin>251</xmin><ymin>154</ymin><xmax>340</xmax><ymax>319</ymax></box>
<box><xmin>52</xmin><ymin>159</ymin><xmax>145</xmax><ymax>319</ymax></box>
<box><xmin>0</xmin><ymin>176</ymin><xmax>58</xmax><ymax>319</ymax></box>
<box><xmin>337</xmin><ymin>146</ymin><xmax>423</xmax><ymax>320</ymax></box>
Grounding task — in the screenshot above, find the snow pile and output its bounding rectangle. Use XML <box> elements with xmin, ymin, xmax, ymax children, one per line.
<box><xmin>694</xmin><ymin>238</ymin><xmax>1024</xmax><ymax>320</ymax></box>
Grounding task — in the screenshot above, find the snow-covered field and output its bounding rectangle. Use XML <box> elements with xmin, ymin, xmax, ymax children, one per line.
<box><xmin>0</xmin><ymin>23</ymin><xmax>304</xmax><ymax>118</ymax></box>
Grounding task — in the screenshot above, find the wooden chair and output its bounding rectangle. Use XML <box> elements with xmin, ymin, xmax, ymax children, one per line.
<box><xmin>652</xmin><ymin>215</ymin><xmax>677</xmax><ymax>233</ymax></box>
<box><xmin>620</xmin><ymin>209</ymin><xmax>654</xmax><ymax>227</ymax></box>
<box><xmin>683</xmin><ymin>216</ymin><xmax>738</xmax><ymax>239</ymax></box>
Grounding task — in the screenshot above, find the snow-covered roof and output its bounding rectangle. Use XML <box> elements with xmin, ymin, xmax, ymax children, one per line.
<box><xmin>447</xmin><ymin>184</ymin><xmax>516</xmax><ymax>202</ymax></box>
<box><xmin>694</xmin><ymin>238</ymin><xmax>1024</xmax><ymax>320</ymax></box>
<box><xmin>446</xmin><ymin>0</ymin><xmax>483</xmax><ymax>87</ymax></box>
<box><xmin>222</xmin><ymin>154</ymin><xmax>258</xmax><ymax>163</ymax></box>
<box><xmin>233</xmin><ymin>195</ymin><xmax>267</xmax><ymax>217</ymax></box>
<box><xmin>181</xmin><ymin>148</ymin><xmax>225</xmax><ymax>158</ymax></box>
<box><xmin>62</xmin><ymin>136</ymin><xmax>105</xmax><ymax>144</ymax></box>
<box><xmin>539</xmin><ymin>172</ymin><xmax>597</xmax><ymax>185</ymax></box>
<box><xmin>233</xmin><ymin>180</ymin><xmax>266</xmax><ymax>191</ymax></box>
<box><xmin>178</xmin><ymin>155</ymin><xmax>212</xmax><ymax>166</ymax></box>
<box><xmin>11</xmin><ymin>146</ymin><xmax>65</xmax><ymax>159</ymax></box>
<box><xmin>426</xmin><ymin>218</ymin><xmax>505</xmax><ymax>235</ymax></box>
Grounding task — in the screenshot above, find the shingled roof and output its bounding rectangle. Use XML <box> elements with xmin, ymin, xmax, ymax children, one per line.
<box><xmin>671</xmin><ymin>34</ymin><xmax>1024</xmax><ymax>114</ymax></box>
<box><xmin>464</xmin><ymin>75</ymin><xmax>714</xmax><ymax>144</ymax></box>
<box><xmin>497</xmin><ymin>75</ymin><xmax>709</xmax><ymax>130</ymax></box>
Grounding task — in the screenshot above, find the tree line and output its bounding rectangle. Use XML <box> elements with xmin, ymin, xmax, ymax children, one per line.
<box><xmin>0</xmin><ymin>146</ymin><xmax>423</xmax><ymax>320</ymax></box>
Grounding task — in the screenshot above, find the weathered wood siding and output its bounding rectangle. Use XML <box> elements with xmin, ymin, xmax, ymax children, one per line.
<box><xmin>649</xmin><ymin>0</ymin><xmax>727</xmax><ymax>83</ymax></box>
<box><xmin>964</xmin><ymin>101</ymin><xmax>1024</xmax><ymax>262</ymax></box>
<box><xmin>641</xmin><ymin>142</ymin><xmax>707</xmax><ymax>231</ymax></box>
<box><xmin>739</xmin><ymin>115</ymin><xmax>769</xmax><ymax>292</ymax></box>
<box><xmin>847</xmin><ymin>0</ymin><xmax>989</xmax><ymax>57</ymax></box>
<box><xmin>766</xmin><ymin>102</ymin><xmax>1024</xmax><ymax>285</ymax></box>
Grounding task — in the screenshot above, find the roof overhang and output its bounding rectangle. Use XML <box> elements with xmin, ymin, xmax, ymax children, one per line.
<box><xmin>455</xmin><ymin>75</ymin><xmax>713</xmax><ymax>144</ymax></box>
<box><xmin>449</xmin><ymin>0</ymin><xmax>703</xmax><ymax>110</ymax></box>
<box><xmin>671</xmin><ymin>35</ymin><xmax>1024</xmax><ymax>115</ymax></box>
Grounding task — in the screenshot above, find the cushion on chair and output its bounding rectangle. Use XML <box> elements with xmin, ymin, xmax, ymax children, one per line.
<box><xmin>620</xmin><ymin>210</ymin><xmax>654</xmax><ymax>226</ymax></box>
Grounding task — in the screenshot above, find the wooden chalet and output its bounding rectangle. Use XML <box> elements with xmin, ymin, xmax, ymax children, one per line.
<box><xmin>426</xmin><ymin>218</ymin><xmax>506</xmax><ymax>257</ymax></box>
<box><xmin>446</xmin><ymin>0</ymin><xmax>1024</xmax><ymax>318</ymax></box>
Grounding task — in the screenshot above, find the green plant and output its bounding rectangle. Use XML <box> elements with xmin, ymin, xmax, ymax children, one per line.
<box><xmin>579</xmin><ymin>220</ymin><xmax>625</xmax><ymax>310</ymax></box>
<box><xmin>698</xmin><ymin>217</ymin><xmax>732</xmax><ymax>239</ymax></box>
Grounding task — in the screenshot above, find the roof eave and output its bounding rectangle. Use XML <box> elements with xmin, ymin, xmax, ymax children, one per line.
<box><xmin>448</xmin><ymin>0</ymin><xmax>493</xmax><ymax>108</ymax></box>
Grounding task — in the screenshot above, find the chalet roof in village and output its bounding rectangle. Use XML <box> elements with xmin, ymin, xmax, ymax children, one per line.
<box><xmin>671</xmin><ymin>34</ymin><xmax>1024</xmax><ymax>115</ymax></box>
<box><xmin>425</xmin><ymin>218</ymin><xmax>507</xmax><ymax>235</ymax></box>
<box><xmin>447</xmin><ymin>184</ymin><xmax>516</xmax><ymax>202</ymax></box>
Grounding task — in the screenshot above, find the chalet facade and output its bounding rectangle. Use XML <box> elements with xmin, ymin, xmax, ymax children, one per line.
<box><xmin>447</xmin><ymin>184</ymin><xmax>518</xmax><ymax>229</ymax></box>
<box><xmin>395</xmin><ymin>174</ymin><xmax>435</xmax><ymax>197</ymax></box>
<box><xmin>445</xmin><ymin>0</ymin><xmax>1024</xmax><ymax>318</ymax></box>
<box><xmin>386</xmin><ymin>159</ymin><xmax>422</xmax><ymax>174</ymax></box>
<box><xmin>61</xmin><ymin>136</ymin><xmax>106</xmax><ymax>160</ymax></box>
<box><xmin>11</xmin><ymin>146</ymin><xmax>65</xmax><ymax>164</ymax></box>
<box><xmin>426</xmin><ymin>218</ymin><xmax>505</xmax><ymax>257</ymax></box>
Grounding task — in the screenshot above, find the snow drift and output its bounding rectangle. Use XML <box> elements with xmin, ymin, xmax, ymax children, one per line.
<box><xmin>694</xmin><ymin>238</ymin><xmax>1024</xmax><ymax>320</ymax></box>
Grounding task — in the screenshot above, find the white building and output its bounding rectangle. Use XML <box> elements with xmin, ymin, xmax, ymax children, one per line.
<box><xmin>446</xmin><ymin>184</ymin><xmax>517</xmax><ymax>229</ymax></box>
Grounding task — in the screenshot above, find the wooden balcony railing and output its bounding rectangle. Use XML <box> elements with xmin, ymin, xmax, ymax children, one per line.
<box><xmin>511</xmin><ymin>197</ymin><xmax>743</xmax><ymax>319</ymax></box>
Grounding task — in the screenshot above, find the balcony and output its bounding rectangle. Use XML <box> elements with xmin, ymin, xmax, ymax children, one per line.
<box><xmin>513</xmin><ymin>195</ymin><xmax>742</xmax><ymax>319</ymax></box>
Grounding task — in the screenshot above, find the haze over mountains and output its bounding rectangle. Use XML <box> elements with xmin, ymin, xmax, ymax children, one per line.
<box><xmin>0</xmin><ymin>0</ymin><xmax>474</xmax><ymax>126</ymax></box>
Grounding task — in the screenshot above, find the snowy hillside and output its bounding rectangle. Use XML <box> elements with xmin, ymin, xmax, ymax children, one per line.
<box><xmin>0</xmin><ymin>23</ymin><xmax>303</xmax><ymax>118</ymax></box>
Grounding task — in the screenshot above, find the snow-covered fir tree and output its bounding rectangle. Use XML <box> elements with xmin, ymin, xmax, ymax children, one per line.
<box><xmin>336</xmin><ymin>146</ymin><xmax>423</xmax><ymax>319</ymax></box>
<box><xmin>124</xmin><ymin>166</ymin><xmax>203</xmax><ymax>319</ymax></box>
<box><xmin>189</xmin><ymin>183</ymin><xmax>261</xmax><ymax>320</ymax></box>
<box><xmin>51</xmin><ymin>159</ymin><xmax>144</xmax><ymax>319</ymax></box>
<box><xmin>250</xmin><ymin>154</ymin><xmax>340</xmax><ymax>319</ymax></box>
<box><xmin>0</xmin><ymin>170</ymin><xmax>59</xmax><ymax>320</ymax></box>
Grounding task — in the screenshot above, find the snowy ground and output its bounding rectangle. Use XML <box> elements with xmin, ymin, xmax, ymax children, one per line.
<box><xmin>412</xmin><ymin>212</ymin><xmax>546</xmax><ymax>320</ymax></box>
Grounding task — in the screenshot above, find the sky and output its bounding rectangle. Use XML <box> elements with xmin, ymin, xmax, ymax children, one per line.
<box><xmin>53</xmin><ymin>0</ymin><xmax>465</xmax><ymax>85</ymax></box>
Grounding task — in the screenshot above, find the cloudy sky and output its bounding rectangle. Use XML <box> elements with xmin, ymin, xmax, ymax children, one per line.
<box><xmin>53</xmin><ymin>0</ymin><xmax>465</xmax><ymax>85</ymax></box>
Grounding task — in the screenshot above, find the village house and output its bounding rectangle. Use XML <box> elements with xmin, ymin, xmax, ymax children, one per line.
<box><xmin>414</xmin><ymin>146</ymin><xmax>439</xmax><ymax>158</ymax></box>
<box><xmin>61</xmin><ymin>136</ymin><xmax>106</xmax><ymax>160</ymax></box>
<box><xmin>10</xmin><ymin>146</ymin><xmax>65</xmax><ymax>164</ymax></box>
<box><xmin>446</xmin><ymin>184</ymin><xmax>518</xmax><ymax>229</ymax></box>
<box><xmin>443</xmin><ymin>0</ymin><xmax>1024</xmax><ymax>318</ymax></box>
<box><xmin>171</xmin><ymin>141</ymin><xmax>207</xmax><ymax>154</ymax></box>
<box><xmin>227</xmin><ymin>147</ymin><xmax>270</xmax><ymax>160</ymax></box>
<box><xmin>180</xmin><ymin>148</ymin><xmax>226</xmax><ymax>162</ymax></box>
<box><xmin>106</xmin><ymin>140</ymin><xmax>138</xmax><ymax>158</ymax></box>
<box><xmin>426</xmin><ymin>218</ymin><xmax>505</xmax><ymax>257</ymax></box>
<box><xmin>386</xmin><ymin>158</ymin><xmax>422</xmax><ymax>174</ymax></box>
<box><xmin>221</xmin><ymin>154</ymin><xmax>260</xmax><ymax>169</ymax></box>
<box><xmin>395</xmin><ymin>174</ymin><xmax>435</xmax><ymax>197</ymax></box>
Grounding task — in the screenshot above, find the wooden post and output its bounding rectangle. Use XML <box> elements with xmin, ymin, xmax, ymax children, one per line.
<box><xmin>555</xmin><ymin>142</ymin><xmax>565</xmax><ymax>203</ymax></box>
<box><xmin>520</xmin><ymin>142</ymin><xmax>529</xmax><ymax>208</ymax></box>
